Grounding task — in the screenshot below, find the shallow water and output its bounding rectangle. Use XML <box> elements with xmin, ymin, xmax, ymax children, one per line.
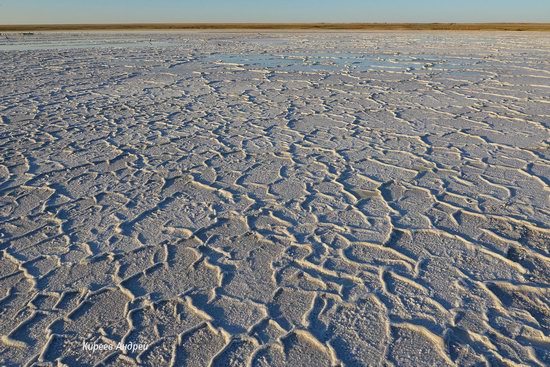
<box><xmin>205</xmin><ymin>52</ymin><xmax>490</xmax><ymax>76</ymax></box>
<box><xmin>0</xmin><ymin>34</ymin><xmax>172</xmax><ymax>51</ymax></box>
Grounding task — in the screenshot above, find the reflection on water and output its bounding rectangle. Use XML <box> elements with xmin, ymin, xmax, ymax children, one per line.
<box><xmin>205</xmin><ymin>53</ymin><xmax>487</xmax><ymax>75</ymax></box>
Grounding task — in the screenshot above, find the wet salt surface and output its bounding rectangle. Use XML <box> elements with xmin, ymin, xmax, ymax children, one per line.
<box><xmin>0</xmin><ymin>32</ymin><xmax>549</xmax><ymax>366</ymax></box>
<box><xmin>0</xmin><ymin>33</ymin><xmax>174</xmax><ymax>51</ymax></box>
<box><xmin>206</xmin><ymin>53</ymin><xmax>492</xmax><ymax>75</ymax></box>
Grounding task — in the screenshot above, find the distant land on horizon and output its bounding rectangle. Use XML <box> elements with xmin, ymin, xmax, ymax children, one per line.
<box><xmin>1</xmin><ymin>23</ymin><xmax>550</xmax><ymax>32</ymax></box>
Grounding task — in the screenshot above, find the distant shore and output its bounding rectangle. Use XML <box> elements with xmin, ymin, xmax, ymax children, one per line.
<box><xmin>1</xmin><ymin>23</ymin><xmax>550</xmax><ymax>32</ymax></box>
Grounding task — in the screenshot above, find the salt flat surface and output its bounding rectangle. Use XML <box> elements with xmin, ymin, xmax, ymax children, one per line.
<box><xmin>0</xmin><ymin>32</ymin><xmax>549</xmax><ymax>366</ymax></box>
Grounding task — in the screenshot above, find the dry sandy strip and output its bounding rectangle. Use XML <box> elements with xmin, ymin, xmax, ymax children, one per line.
<box><xmin>0</xmin><ymin>32</ymin><xmax>549</xmax><ymax>366</ymax></box>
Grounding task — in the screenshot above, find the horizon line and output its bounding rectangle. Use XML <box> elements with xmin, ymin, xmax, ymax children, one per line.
<box><xmin>2</xmin><ymin>22</ymin><xmax>550</xmax><ymax>32</ymax></box>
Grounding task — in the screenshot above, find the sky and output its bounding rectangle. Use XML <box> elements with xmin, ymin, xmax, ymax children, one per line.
<box><xmin>0</xmin><ymin>0</ymin><xmax>549</xmax><ymax>24</ymax></box>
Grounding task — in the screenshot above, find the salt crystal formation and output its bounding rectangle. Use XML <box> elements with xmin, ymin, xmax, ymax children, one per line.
<box><xmin>0</xmin><ymin>32</ymin><xmax>549</xmax><ymax>366</ymax></box>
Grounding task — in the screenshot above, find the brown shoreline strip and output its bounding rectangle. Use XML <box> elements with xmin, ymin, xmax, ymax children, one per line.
<box><xmin>1</xmin><ymin>23</ymin><xmax>550</xmax><ymax>32</ymax></box>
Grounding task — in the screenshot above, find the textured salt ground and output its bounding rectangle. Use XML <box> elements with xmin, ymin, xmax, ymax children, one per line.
<box><xmin>0</xmin><ymin>32</ymin><xmax>549</xmax><ymax>366</ymax></box>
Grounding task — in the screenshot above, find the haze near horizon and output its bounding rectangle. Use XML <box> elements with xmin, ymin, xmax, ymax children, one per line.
<box><xmin>0</xmin><ymin>0</ymin><xmax>549</xmax><ymax>25</ymax></box>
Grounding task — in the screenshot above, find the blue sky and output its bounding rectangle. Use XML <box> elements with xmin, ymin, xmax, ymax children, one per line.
<box><xmin>0</xmin><ymin>0</ymin><xmax>549</xmax><ymax>24</ymax></box>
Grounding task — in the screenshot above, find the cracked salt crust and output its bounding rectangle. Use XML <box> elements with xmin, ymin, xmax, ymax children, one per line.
<box><xmin>0</xmin><ymin>32</ymin><xmax>549</xmax><ymax>366</ymax></box>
